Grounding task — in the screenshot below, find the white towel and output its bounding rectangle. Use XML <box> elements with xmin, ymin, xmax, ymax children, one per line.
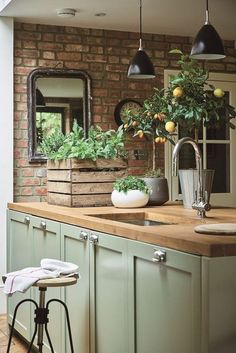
<box><xmin>3</xmin><ymin>259</ymin><xmax>79</xmax><ymax>296</ymax></box>
<box><xmin>40</xmin><ymin>258</ymin><xmax>78</xmax><ymax>275</ymax></box>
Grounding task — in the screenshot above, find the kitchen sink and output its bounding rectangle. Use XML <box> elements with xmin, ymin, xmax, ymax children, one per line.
<box><xmin>86</xmin><ymin>212</ymin><xmax>175</xmax><ymax>226</ymax></box>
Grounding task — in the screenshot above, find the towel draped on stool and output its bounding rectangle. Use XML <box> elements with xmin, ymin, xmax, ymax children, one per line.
<box><xmin>2</xmin><ymin>258</ymin><xmax>79</xmax><ymax>296</ymax></box>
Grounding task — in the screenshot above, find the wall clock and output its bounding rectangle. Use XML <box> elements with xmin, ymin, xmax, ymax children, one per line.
<box><xmin>114</xmin><ymin>99</ymin><xmax>142</xmax><ymax>126</ymax></box>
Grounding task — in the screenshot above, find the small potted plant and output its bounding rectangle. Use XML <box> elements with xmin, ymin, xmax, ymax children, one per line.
<box><xmin>142</xmin><ymin>168</ymin><xmax>169</xmax><ymax>206</ymax></box>
<box><xmin>111</xmin><ymin>175</ymin><xmax>150</xmax><ymax>208</ymax></box>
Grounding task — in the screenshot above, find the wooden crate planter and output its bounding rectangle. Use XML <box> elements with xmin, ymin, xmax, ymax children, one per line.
<box><xmin>47</xmin><ymin>158</ymin><xmax>127</xmax><ymax>207</ymax></box>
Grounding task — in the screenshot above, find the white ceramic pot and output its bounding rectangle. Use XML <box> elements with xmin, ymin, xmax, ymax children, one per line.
<box><xmin>111</xmin><ymin>190</ymin><xmax>149</xmax><ymax>208</ymax></box>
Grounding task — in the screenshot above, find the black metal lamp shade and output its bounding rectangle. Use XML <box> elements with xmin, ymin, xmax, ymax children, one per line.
<box><xmin>190</xmin><ymin>23</ymin><xmax>225</xmax><ymax>60</ymax></box>
<box><xmin>127</xmin><ymin>49</ymin><xmax>155</xmax><ymax>79</ymax></box>
<box><xmin>36</xmin><ymin>88</ymin><xmax>46</xmax><ymax>106</ymax></box>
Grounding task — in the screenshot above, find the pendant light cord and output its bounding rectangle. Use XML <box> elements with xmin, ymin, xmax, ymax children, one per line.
<box><xmin>205</xmin><ymin>0</ymin><xmax>209</xmax><ymax>24</ymax></box>
<box><xmin>139</xmin><ymin>0</ymin><xmax>143</xmax><ymax>50</ymax></box>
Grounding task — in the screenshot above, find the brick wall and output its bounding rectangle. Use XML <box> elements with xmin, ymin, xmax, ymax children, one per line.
<box><xmin>14</xmin><ymin>22</ymin><xmax>236</xmax><ymax>202</ymax></box>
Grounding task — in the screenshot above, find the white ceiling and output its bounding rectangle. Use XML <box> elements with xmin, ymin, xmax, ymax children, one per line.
<box><xmin>0</xmin><ymin>0</ymin><xmax>235</xmax><ymax>41</ymax></box>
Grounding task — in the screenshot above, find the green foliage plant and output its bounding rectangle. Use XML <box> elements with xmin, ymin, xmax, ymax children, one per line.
<box><xmin>165</xmin><ymin>49</ymin><xmax>236</xmax><ymax>141</ymax></box>
<box><xmin>143</xmin><ymin>168</ymin><xmax>164</xmax><ymax>178</ymax></box>
<box><xmin>113</xmin><ymin>175</ymin><xmax>150</xmax><ymax>194</ymax></box>
<box><xmin>123</xmin><ymin>89</ymin><xmax>175</xmax><ymax>171</ymax></box>
<box><xmin>40</xmin><ymin>121</ymin><xmax>127</xmax><ymax>161</ymax></box>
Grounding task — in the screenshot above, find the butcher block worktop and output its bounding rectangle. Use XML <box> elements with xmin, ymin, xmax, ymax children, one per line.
<box><xmin>8</xmin><ymin>202</ymin><xmax>236</xmax><ymax>257</ymax></box>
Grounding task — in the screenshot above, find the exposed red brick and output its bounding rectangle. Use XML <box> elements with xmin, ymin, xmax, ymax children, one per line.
<box><xmin>35</xmin><ymin>187</ymin><xmax>47</xmax><ymax>196</ymax></box>
<box><xmin>43</xmin><ymin>51</ymin><xmax>55</xmax><ymax>60</ymax></box>
<box><xmin>42</xmin><ymin>33</ymin><xmax>55</xmax><ymax>41</ymax></box>
<box><xmin>15</xmin><ymin>49</ymin><xmax>40</xmax><ymax>58</ymax></box>
<box><xmin>90</xmin><ymin>46</ymin><xmax>104</xmax><ymax>54</ymax></box>
<box><xmin>65</xmin><ymin>44</ymin><xmax>89</xmax><ymax>52</ymax></box>
<box><xmin>22</xmin><ymin>40</ymin><xmax>37</xmax><ymax>49</ymax></box>
<box><xmin>22</xmin><ymin>178</ymin><xmax>40</xmax><ymax>186</ymax></box>
<box><xmin>56</xmin><ymin>52</ymin><xmax>82</xmax><ymax>61</ymax></box>
<box><xmin>93</xmin><ymin>88</ymin><xmax>108</xmax><ymax>97</ymax></box>
<box><xmin>83</xmin><ymin>53</ymin><xmax>107</xmax><ymax>63</ymax></box>
<box><xmin>55</xmin><ymin>34</ymin><xmax>82</xmax><ymax>43</ymax></box>
<box><xmin>15</xmin><ymin>31</ymin><xmax>41</xmax><ymax>41</ymax></box>
<box><xmin>65</xmin><ymin>62</ymin><xmax>89</xmax><ymax>70</ymax></box>
<box><xmin>21</xmin><ymin>168</ymin><xmax>34</xmax><ymax>177</ymax></box>
<box><xmin>23</xmin><ymin>58</ymin><xmax>37</xmax><ymax>66</ymax></box>
<box><xmin>38</xmin><ymin>42</ymin><xmax>63</xmax><ymax>51</ymax></box>
<box><xmin>21</xmin><ymin>187</ymin><xmax>33</xmax><ymax>195</ymax></box>
<box><xmin>13</xmin><ymin>21</ymin><xmax>236</xmax><ymax>202</ymax></box>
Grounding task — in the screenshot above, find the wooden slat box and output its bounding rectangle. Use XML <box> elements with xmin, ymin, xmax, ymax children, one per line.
<box><xmin>47</xmin><ymin>158</ymin><xmax>127</xmax><ymax>207</ymax></box>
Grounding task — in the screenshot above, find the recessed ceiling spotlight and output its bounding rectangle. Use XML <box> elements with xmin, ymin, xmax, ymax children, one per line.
<box><xmin>94</xmin><ymin>12</ymin><xmax>106</xmax><ymax>17</ymax></box>
<box><xmin>57</xmin><ymin>8</ymin><xmax>76</xmax><ymax>18</ymax></box>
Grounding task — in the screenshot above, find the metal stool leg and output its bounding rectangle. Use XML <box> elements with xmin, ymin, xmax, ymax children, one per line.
<box><xmin>6</xmin><ymin>299</ymin><xmax>38</xmax><ymax>353</ymax></box>
<box><xmin>47</xmin><ymin>299</ymin><xmax>75</xmax><ymax>353</ymax></box>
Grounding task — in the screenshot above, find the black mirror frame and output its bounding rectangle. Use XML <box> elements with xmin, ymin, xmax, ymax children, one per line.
<box><xmin>27</xmin><ymin>68</ymin><xmax>92</xmax><ymax>163</ymax></box>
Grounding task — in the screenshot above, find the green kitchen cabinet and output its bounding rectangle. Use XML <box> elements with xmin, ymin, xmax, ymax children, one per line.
<box><xmin>30</xmin><ymin>215</ymin><xmax>62</xmax><ymax>353</ymax></box>
<box><xmin>10</xmin><ymin>209</ymin><xmax>235</xmax><ymax>353</ymax></box>
<box><xmin>127</xmin><ymin>240</ymin><xmax>201</xmax><ymax>353</ymax></box>
<box><xmin>7</xmin><ymin>211</ymin><xmax>62</xmax><ymax>353</ymax></box>
<box><xmin>7</xmin><ymin>210</ymin><xmax>32</xmax><ymax>341</ymax></box>
<box><xmin>61</xmin><ymin>223</ymin><xmax>90</xmax><ymax>353</ymax></box>
<box><xmin>89</xmin><ymin>231</ymin><xmax>129</xmax><ymax>353</ymax></box>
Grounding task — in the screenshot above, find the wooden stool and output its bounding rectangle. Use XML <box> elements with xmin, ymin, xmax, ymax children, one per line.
<box><xmin>7</xmin><ymin>276</ymin><xmax>78</xmax><ymax>353</ymax></box>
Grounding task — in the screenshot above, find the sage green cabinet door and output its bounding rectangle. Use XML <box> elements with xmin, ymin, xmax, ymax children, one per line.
<box><xmin>127</xmin><ymin>240</ymin><xmax>201</xmax><ymax>353</ymax></box>
<box><xmin>7</xmin><ymin>210</ymin><xmax>32</xmax><ymax>341</ymax></box>
<box><xmin>30</xmin><ymin>215</ymin><xmax>62</xmax><ymax>353</ymax></box>
<box><xmin>89</xmin><ymin>231</ymin><xmax>129</xmax><ymax>353</ymax></box>
<box><xmin>61</xmin><ymin>224</ymin><xmax>90</xmax><ymax>353</ymax></box>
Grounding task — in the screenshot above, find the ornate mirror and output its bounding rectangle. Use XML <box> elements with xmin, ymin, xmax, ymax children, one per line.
<box><xmin>27</xmin><ymin>68</ymin><xmax>92</xmax><ymax>163</ymax></box>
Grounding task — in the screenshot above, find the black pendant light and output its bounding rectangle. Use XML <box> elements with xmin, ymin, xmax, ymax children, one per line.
<box><xmin>36</xmin><ymin>88</ymin><xmax>45</xmax><ymax>106</ymax></box>
<box><xmin>127</xmin><ymin>0</ymin><xmax>155</xmax><ymax>79</ymax></box>
<box><xmin>190</xmin><ymin>0</ymin><xmax>225</xmax><ymax>60</ymax></box>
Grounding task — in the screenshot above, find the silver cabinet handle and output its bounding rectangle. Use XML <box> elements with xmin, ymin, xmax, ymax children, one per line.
<box><xmin>89</xmin><ymin>234</ymin><xmax>98</xmax><ymax>244</ymax></box>
<box><xmin>152</xmin><ymin>249</ymin><xmax>166</xmax><ymax>263</ymax></box>
<box><xmin>40</xmin><ymin>221</ymin><xmax>47</xmax><ymax>230</ymax></box>
<box><xmin>80</xmin><ymin>231</ymin><xmax>88</xmax><ymax>241</ymax></box>
<box><xmin>24</xmin><ymin>216</ymin><xmax>30</xmax><ymax>225</ymax></box>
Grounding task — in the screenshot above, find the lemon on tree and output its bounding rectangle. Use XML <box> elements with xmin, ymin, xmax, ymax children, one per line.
<box><xmin>173</xmin><ymin>87</ymin><xmax>184</xmax><ymax>98</ymax></box>
<box><xmin>165</xmin><ymin>121</ymin><xmax>175</xmax><ymax>133</ymax></box>
<box><xmin>214</xmin><ymin>88</ymin><xmax>225</xmax><ymax>98</ymax></box>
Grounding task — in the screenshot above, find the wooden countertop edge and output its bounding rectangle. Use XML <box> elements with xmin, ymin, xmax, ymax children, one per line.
<box><xmin>7</xmin><ymin>202</ymin><xmax>236</xmax><ymax>257</ymax></box>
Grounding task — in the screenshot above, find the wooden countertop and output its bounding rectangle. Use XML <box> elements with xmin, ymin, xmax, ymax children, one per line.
<box><xmin>8</xmin><ymin>202</ymin><xmax>236</xmax><ymax>257</ymax></box>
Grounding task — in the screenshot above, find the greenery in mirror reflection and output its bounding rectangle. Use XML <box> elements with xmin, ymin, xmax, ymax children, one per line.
<box><xmin>36</xmin><ymin>111</ymin><xmax>62</xmax><ymax>148</ymax></box>
<box><xmin>40</xmin><ymin>121</ymin><xmax>127</xmax><ymax>161</ymax></box>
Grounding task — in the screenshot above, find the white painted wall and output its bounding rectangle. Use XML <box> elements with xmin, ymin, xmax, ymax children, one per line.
<box><xmin>0</xmin><ymin>17</ymin><xmax>14</xmax><ymax>314</ymax></box>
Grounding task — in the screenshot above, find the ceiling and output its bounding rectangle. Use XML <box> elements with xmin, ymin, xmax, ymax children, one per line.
<box><xmin>0</xmin><ymin>0</ymin><xmax>235</xmax><ymax>41</ymax></box>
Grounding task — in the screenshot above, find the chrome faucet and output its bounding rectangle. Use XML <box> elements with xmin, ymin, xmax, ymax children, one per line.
<box><xmin>172</xmin><ymin>137</ymin><xmax>211</xmax><ymax>218</ymax></box>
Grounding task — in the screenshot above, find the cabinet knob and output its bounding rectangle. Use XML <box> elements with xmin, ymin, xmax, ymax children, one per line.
<box><xmin>89</xmin><ymin>234</ymin><xmax>98</xmax><ymax>244</ymax></box>
<box><xmin>24</xmin><ymin>216</ymin><xmax>30</xmax><ymax>225</ymax></box>
<box><xmin>152</xmin><ymin>249</ymin><xmax>166</xmax><ymax>263</ymax></box>
<box><xmin>80</xmin><ymin>231</ymin><xmax>88</xmax><ymax>241</ymax></box>
<box><xmin>40</xmin><ymin>221</ymin><xmax>47</xmax><ymax>230</ymax></box>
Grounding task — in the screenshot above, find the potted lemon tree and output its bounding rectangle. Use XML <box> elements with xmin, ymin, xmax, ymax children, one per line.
<box><xmin>123</xmin><ymin>89</ymin><xmax>175</xmax><ymax>205</ymax></box>
<box><xmin>165</xmin><ymin>50</ymin><xmax>236</xmax><ymax>207</ymax></box>
<box><xmin>165</xmin><ymin>49</ymin><xmax>236</xmax><ymax>141</ymax></box>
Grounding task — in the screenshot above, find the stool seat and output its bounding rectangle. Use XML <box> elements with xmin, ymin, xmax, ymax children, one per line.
<box><xmin>33</xmin><ymin>276</ymin><xmax>78</xmax><ymax>288</ymax></box>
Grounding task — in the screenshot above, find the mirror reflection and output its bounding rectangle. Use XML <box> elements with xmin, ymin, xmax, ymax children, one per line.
<box><xmin>27</xmin><ymin>68</ymin><xmax>91</xmax><ymax>163</ymax></box>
